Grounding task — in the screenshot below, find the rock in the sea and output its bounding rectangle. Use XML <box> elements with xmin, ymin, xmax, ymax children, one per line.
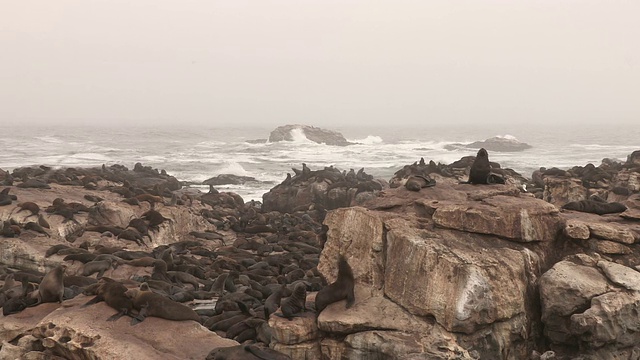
<box><xmin>445</xmin><ymin>135</ymin><xmax>532</xmax><ymax>152</ymax></box>
<box><xmin>268</xmin><ymin>124</ymin><xmax>353</xmax><ymax>146</ymax></box>
<box><xmin>202</xmin><ymin>174</ymin><xmax>257</xmax><ymax>186</ymax></box>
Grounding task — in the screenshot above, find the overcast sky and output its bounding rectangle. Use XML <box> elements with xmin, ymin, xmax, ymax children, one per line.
<box><xmin>1</xmin><ymin>1</ymin><xmax>638</xmax><ymax>127</ymax></box>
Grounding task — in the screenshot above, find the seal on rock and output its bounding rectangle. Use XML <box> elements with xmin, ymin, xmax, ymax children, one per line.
<box><xmin>125</xmin><ymin>283</ymin><xmax>201</xmax><ymax>325</ymax></box>
<box><xmin>33</xmin><ymin>264</ymin><xmax>66</xmax><ymax>304</ymax></box>
<box><xmin>467</xmin><ymin>148</ymin><xmax>491</xmax><ymax>184</ymax></box>
<box><xmin>315</xmin><ymin>255</ymin><xmax>355</xmax><ymax>313</ymax></box>
<box><xmin>405</xmin><ymin>175</ymin><xmax>436</xmax><ymax>191</ymax></box>
<box><xmin>82</xmin><ymin>278</ymin><xmax>134</xmax><ymax>321</ymax></box>
<box><xmin>561</xmin><ymin>199</ymin><xmax>628</xmax><ymax>215</ymax></box>
<box><xmin>278</xmin><ymin>282</ymin><xmax>307</xmax><ymax>320</ymax></box>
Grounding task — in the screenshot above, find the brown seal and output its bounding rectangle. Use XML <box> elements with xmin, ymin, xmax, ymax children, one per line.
<box><xmin>263</xmin><ymin>285</ymin><xmax>286</xmax><ymax>320</ymax></box>
<box><xmin>125</xmin><ymin>283</ymin><xmax>201</xmax><ymax>325</ymax></box>
<box><xmin>315</xmin><ymin>255</ymin><xmax>355</xmax><ymax>313</ymax></box>
<box><xmin>405</xmin><ymin>175</ymin><xmax>436</xmax><ymax>191</ymax></box>
<box><xmin>278</xmin><ymin>282</ymin><xmax>307</xmax><ymax>320</ymax></box>
<box><xmin>82</xmin><ymin>278</ymin><xmax>134</xmax><ymax>321</ymax></box>
<box><xmin>16</xmin><ymin>201</ymin><xmax>40</xmax><ymax>215</ymax></box>
<box><xmin>81</xmin><ymin>259</ymin><xmax>117</xmax><ymax>278</ymax></box>
<box><xmin>34</xmin><ymin>264</ymin><xmax>67</xmax><ymax>304</ymax></box>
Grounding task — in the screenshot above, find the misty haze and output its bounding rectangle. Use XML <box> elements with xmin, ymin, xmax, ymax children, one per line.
<box><xmin>1</xmin><ymin>1</ymin><xmax>640</xmax><ymax>359</ymax></box>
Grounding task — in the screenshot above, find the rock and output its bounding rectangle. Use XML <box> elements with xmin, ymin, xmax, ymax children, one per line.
<box><xmin>587</xmin><ymin>222</ymin><xmax>636</xmax><ymax>244</ymax></box>
<box><xmin>320</xmin><ymin>338</ymin><xmax>348</xmax><ymax>360</ymax></box>
<box><xmin>444</xmin><ymin>135</ymin><xmax>532</xmax><ymax>152</ymax></box>
<box><xmin>262</xmin><ymin>165</ymin><xmax>382</xmax><ymax>214</ymax></box>
<box><xmin>539</xmin><ymin>260</ymin><xmax>611</xmax><ymax>344</ymax></box>
<box><xmin>1</xmin><ymin>303</ymin><xmax>62</xmax><ymax>343</ymax></box>
<box><xmin>570</xmin><ymin>291</ymin><xmax>640</xmax><ymax>348</ymax></box>
<box><xmin>202</xmin><ymin>174</ymin><xmax>258</xmax><ymax>186</ymax></box>
<box><xmin>627</xmin><ymin>150</ymin><xmax>640</xmax><ymax>167</ymax></box>
<box><xmin>344</xmin><ymin>330</ymin><xmax>474</xmax><ymax>360</ymax></box>
<box><xmin>432</xmin><ymin>195</ymin><xmax>562</xmax><ymax>242</ymax></box>
<box><xmin>87</xmin><ymin>201</ymin><xmax>137</xmax><ymax>228</ymax></box>
<box><xmin>0</xmin><ymin>341</ymin><xmax>27</xmax><ymax>359</ymax></box>
<box><xmin>27</xmin><ymin>296</ymin><xmax>238</xmax><ymax>360</ymax></box>
<box><xmin>317</xmin><ymin>295</ymin><xmax>432</xmax><ymax>334</ymax></box>
<box><xmin>319</xmin><ymin>207</ymin><xmax>386</xmax><ymax>299</ymax></box>
<box><xmin>587</xmin><ymin>239</ymin><xmax>632</xmax><ymax>255</ymax></box>
<box><xmin>597</xmin><ymin>260</ymin><xmax>640</xmax><ymax>291</ymax></box>
<box><xmin>383</xmin><ymin>217</ymin><xmax>537</xmax><ymax>334</ymax></box>
<box><xmin>268</xmin><ymin>312</ymin><xmax>318</xmax><ymax>345</ymax></box>
<box><xmin>271</xmin><ymin>341</ymin><xmax>322</xmax><ymax>360</ymax></box>
<box><xmin>563</xmin><ymin>219</ymin><xmax>590</xmax><ymax>240</ymax></box>
<box><xmin>268</xmin><ymin>124</ymin><xmax>353</xmax><ymax>146</ymax></box>
<box><xmin>543</xmin><ymin>177</ymin><xmax>587</xmax><ymax>206</ymax></box>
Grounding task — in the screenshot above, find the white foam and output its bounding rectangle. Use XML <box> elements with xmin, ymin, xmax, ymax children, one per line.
<box><xmin>349</xmin><ymin>135</ymin><xmax>383</xmax><ymax>145</ymax></box>
<box><xmin>213</xmin><ymin>161</ymin><xmax>250</xmax><ymax>176</ymax></box>
<box><xmin>288</xmin><ymin>128</ymin><xmax>316</xmax><ymax>144</ymax></box>
<box><xmin>496</xmin><ymin>134</ymin><xmax>518</xmax><ymax>141</ymax></box>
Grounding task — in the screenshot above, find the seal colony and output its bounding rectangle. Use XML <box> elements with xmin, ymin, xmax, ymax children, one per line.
<box><xmin>1</xmin><ymin>148</ymin><xmax>639</xmax><ymax>359</ymax></box>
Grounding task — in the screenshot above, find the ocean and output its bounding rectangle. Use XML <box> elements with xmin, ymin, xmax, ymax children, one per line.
<box><xmin>1</xmin><ymin>123</ymin><xmax>638</xmax><ymax>202</ymax></box>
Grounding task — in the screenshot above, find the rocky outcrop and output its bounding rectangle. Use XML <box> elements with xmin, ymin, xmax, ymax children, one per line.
<box><xmin>268</xmin><ymin>124</ymin><xmax>353</xmax><ymax>146</ymax></box>
<box><xmin>534</xmin><ymin>152</ymin><xmax>640</xmax><ymax>205</ymax></box>
<box><xmin>445</xmin><ymin>135</ymin><xmax>532</xmax><ymax>152</ymax></box>
<box><xmin>269</xmin><ymin>183</ymin><xmax>555</xmax><ymax>359</ymax></box>
<box><xmin>389</xmin><ymin>156</ymin><xmax>528</xmax><ymax>189</ymax></box>
<box><xmin>262</xmin><ymin>164</ymin><xmax>384</xmax><ymax>214</ymax></box>
<box><xmin>0</xmin><ymin>296</ymin><xmax>237</xmax><ymax>359</ymax></box>
<box><xmin>266</xmin><ymin>171</ymin><xmax>640</xmax><ymax>359</ymax></box>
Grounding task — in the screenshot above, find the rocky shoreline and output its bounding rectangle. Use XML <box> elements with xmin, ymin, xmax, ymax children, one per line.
<box><xmin>1</xmin><ymin>150</ymin><xmax>640</xmax><ymax>360</ymax></box>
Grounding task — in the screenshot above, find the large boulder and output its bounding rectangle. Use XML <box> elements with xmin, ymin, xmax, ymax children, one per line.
<box><xmin>539</xmin><ymin>255</ymin><xmax>640</xmax><ymax>355</ymax></box>
<box><xmin>268</xmin><ymin>124</ymin><xmax>353</xmax><ymax>146</ymax></box>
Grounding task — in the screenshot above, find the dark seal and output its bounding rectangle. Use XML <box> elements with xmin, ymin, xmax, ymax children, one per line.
<box><xmin>278</xmin><ymin>282</ymin><xmax>307</xmax><ymax>320</ymax></box>
<box><xmin>315</xmin><ymin>255</ymin><xmax>355</xmax><ymax>313</ymax></box>
<box><xmin>561</xmin><ymin>199</ymin><xmax>627</xmax><ymax>215</ymax></box>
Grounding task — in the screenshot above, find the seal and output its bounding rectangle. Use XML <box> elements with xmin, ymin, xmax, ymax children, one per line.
<box><xmin>278</xmin><ymin>282</ymin><xmax>307</xmax><ymax>320</ymax></box>
<box><xmin>81</xmin><ymin>258</ymin><xmax>117</xmax><ymax>278</ymax></box>
<box><xmin>125</xmin><ymin>283</ymin><xmax>201</xmax><ymax>325</ymax></box>
<box><xmin>561</xmin><ymin>199</ymin><xmax>628</xmax><ymax>215</ymax></box>
<box><xmin>33</xmin><ymin>264</ymin><xmax>66</xmax><ymax>304</ymax></box>
<box><xmin>467</xmin><ymin>148</ymin><xmax>491</xmax><ymax>184</ymax></box>
<box><xmin>16</xmin><ymin>201</ymin><xmax>40</xmax><ymax>216</ymax></box>
<box><xmin>2</xmin><ymin>277</ymin><xmax>38</xmax><ymax>316</ymax></box>
<box><xmin>315</xmin><ymin>255</ymin><xmax>355</xmax><ymax>313</ymax></box>
<box><xmin>82</xmin><ymin>278</ymin><xmax>134</xmax><ymax>321</ymax></box>
<box><xmin>405</xmin><ymin>175</ymin><xmax>436</xmax><ymax>191</ymax></box>
<box><xmin>263</xmin><ymin>285</ymin><xmax>285</xmax><ymax>319</ymax></box>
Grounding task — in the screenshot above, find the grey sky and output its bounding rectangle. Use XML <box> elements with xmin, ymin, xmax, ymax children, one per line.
<box><xmin>1</xmin><ymin>1</ymin><xmax>638</xmax><ymax>127</ymax></box>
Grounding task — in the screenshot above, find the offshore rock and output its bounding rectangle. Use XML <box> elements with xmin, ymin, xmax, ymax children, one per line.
<box><xmin>444</xmin><ymin>135</ymin><xmax>532</xmax><ymax>152</ymax></box>
<box><xmin>202</xmin><ymin>174</ymin><xmax>258</xmax><ymax>186</ymax></box>
<box><xmin>268</xmin><ymin>124</ymin><xmax>353</xmax><ymax>146</ymax></box>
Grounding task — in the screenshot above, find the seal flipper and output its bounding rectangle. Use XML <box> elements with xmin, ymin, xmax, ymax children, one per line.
<box><xmin>346</xmin><ymin>287</ymin><xmax>355</xmax><ymax>308</ymax></box>
<box><xmin>131</xmin><ymin>304</ymin><xmax>148</xmax><ymax>325</ymax></box>
<box><xmin>107</xmin><ymin>309</ymin><xmax>127</xmax><ymax>322</ymax></box>
<box><xmin>82</xmin><ymin>295</ymin><xmax>104</xmax><ymax>308</ymax></box>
